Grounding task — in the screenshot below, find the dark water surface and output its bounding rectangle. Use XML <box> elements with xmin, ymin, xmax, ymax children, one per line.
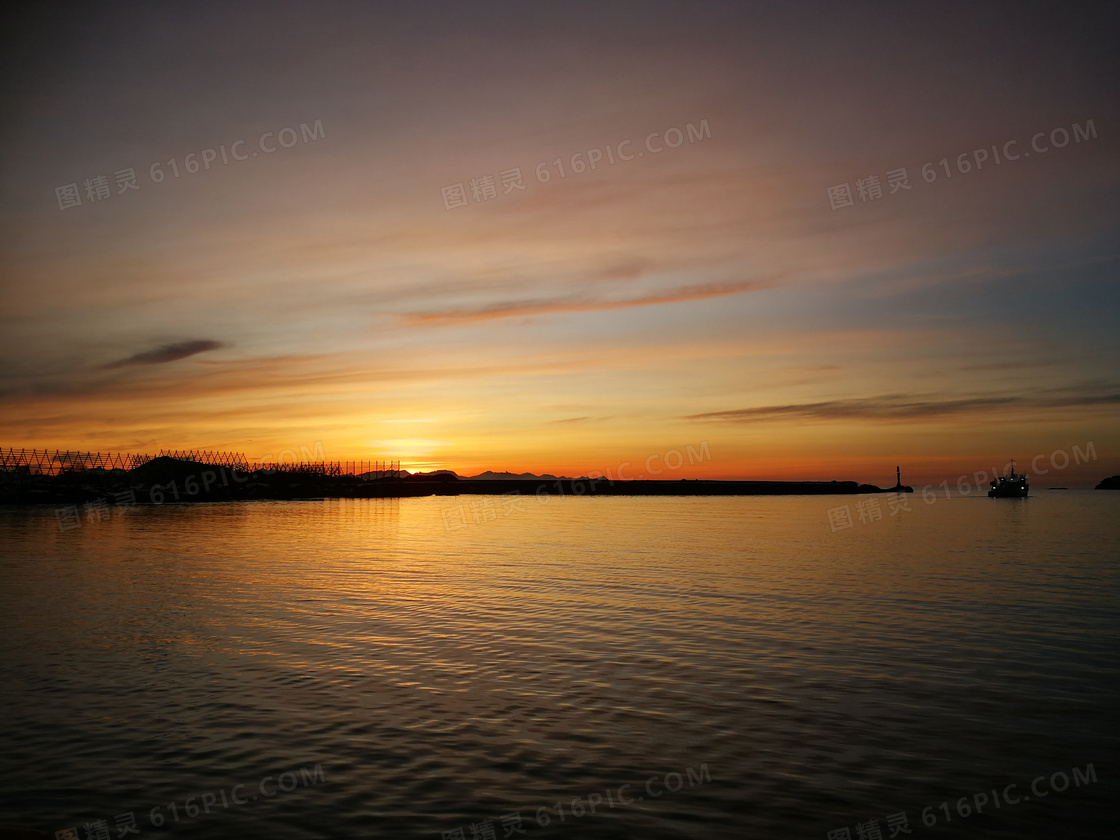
<box><xmin>1</xmin><ymin>493</ymin><xmax>1117</xmax><ymax>838</ymax></box>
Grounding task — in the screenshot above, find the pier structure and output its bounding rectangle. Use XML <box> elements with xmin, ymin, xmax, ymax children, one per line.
<box><xmin>0</xmin><ymin>447</ymin><xmax>401</xmax><ymax>479</ymax></box>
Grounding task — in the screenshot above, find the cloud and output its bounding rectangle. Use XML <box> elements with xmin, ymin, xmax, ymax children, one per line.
<box><xmin>399</xmin><ymin>280</ymin><xmax>770</xmax><ymax>326</ymax></box>
<box><xmin>685</xmin><ymin>390</ymin><xmax>1120</xmax><ymax>422</ymax></box>
<box><xmin>102</xmin><ymin>340</ymin><xmax>226</xmax><ymax>369</ymax></box>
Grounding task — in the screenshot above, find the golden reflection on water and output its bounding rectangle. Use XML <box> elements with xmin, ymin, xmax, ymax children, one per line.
<box><xmin>0</xmin><ymin>493</ymin><xmax>1117</xmax><ymax>838</ymax></box>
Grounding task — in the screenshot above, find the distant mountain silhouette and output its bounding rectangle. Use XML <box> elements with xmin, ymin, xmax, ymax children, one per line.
<box><xmin>356</xmin><ymin>468</ymin><xmax>461</xmax><ymax>479</ymax></box>
<box><xmin>403</xmin><ymin>469</ymin><xmax>460</xmax><ymax>480</ymax></box>
<box><xmin>1096</xmin><ymin>475</ymin><xmax>1120</xmax><ymax>490</ymax></box>
<box><xmin>130</xmin><ymin>455</ymin><xmax>211</xmax><ymax>484</ymax></box>
<box><xmin>467</xmin><ymin>470</ymin><xmax>565</xmax><ymax>480</ymax></box>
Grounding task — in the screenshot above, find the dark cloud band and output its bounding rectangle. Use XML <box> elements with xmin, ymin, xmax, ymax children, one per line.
<box><xmin>103</xmin><ymin>340</ymin><xmax>225</xmax><ymax>369</ymax></box>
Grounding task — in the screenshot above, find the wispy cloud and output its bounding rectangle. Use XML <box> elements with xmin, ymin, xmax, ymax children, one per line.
<box><xmin>102</xmin><ymin>340</ymin><xmax>226</xmax><ymax>369</ymax></box>
<box><xmin>399</xmin><ymin>280</ymin><xmax>770</xmax><ymax>326</ymax></box>
<box><xmin>686</xmin><ymin>389</ymin><xmax>1120</xmax><ymax>422</ymax></box>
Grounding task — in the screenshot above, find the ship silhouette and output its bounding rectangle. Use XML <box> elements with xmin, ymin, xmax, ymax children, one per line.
<box><xmin>989</xmin><ymin>461</ymin><xmax>1029</xmax><ymax>498</ymax></box>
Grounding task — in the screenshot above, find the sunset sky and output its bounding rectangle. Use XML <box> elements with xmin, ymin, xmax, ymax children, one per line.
<box><xmin>1</xmin><ymin>1</ymin><xmax>1117</xmax><ymax>486</ymax></box>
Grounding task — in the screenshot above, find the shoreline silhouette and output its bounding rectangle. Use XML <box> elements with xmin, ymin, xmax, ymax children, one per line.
<box><xmin>0</xmin><ymin>454</ymin><xmax>913</xmax><ymax>506</ymax></box>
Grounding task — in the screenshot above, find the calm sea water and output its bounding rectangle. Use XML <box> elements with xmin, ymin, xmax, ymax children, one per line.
<box><xmin>1</xmin><ymin>493</ymin><xmax>1117</xmax><ymax>839</ymax></box>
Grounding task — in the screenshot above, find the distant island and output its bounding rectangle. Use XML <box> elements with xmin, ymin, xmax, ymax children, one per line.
<box><xmin>0</xmin><ymin>454</ymin><xmax>910</xmax><ymax>506</ymax></box>
<box><xmin>1096</xmin><ymin>475</ymin><xmax>1120</xmax><ymax>490</ymax></box>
